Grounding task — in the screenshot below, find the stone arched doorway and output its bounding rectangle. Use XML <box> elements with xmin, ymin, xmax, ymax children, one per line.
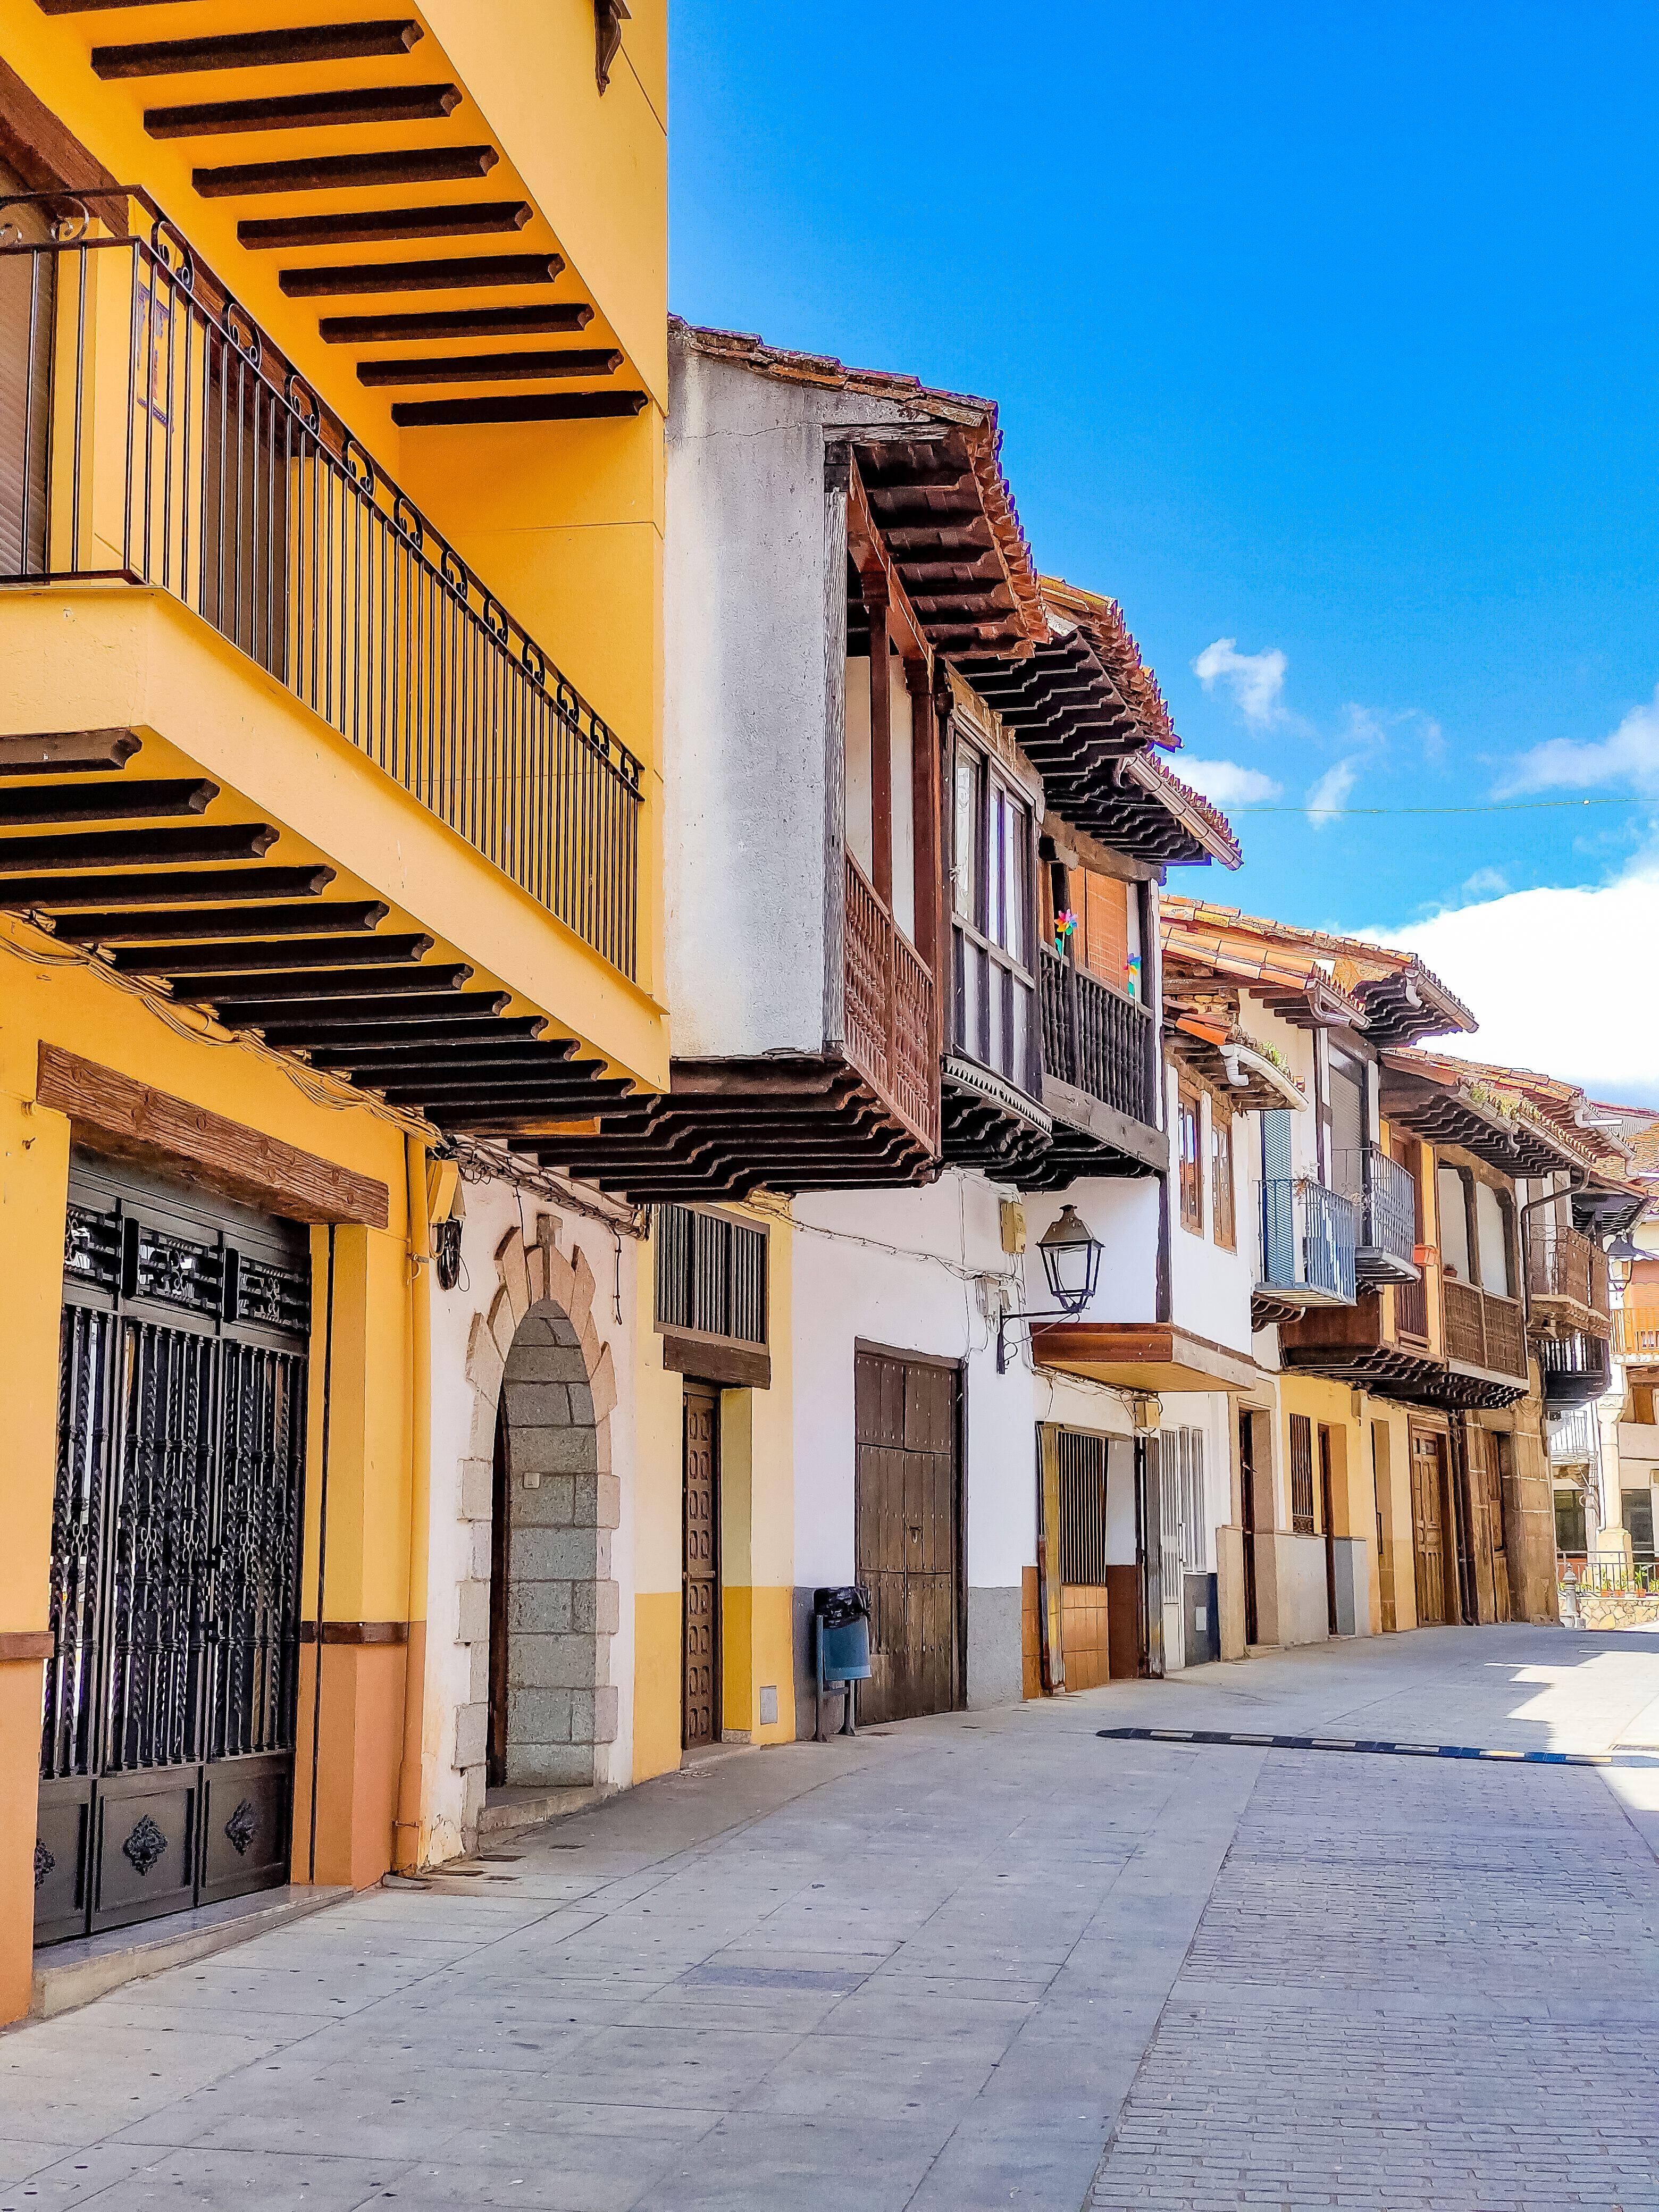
<box><xmin>458</xmin><ymin>1219</ymin><xmax>618</xmax><ymax>1834</ymax></box>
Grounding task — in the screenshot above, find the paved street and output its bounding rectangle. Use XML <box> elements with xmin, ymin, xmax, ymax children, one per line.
<box><xmin>3</xmin><ymin>1627</ymin><xmax>1657</xmax><ymax>2212</ymax></box>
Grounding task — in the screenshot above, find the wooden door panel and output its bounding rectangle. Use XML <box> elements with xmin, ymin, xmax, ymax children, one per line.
<box><xmin>1411</xmin><ymin>1431</ymin><xmax>1447</xmax><ymax>1627</ymax></box>
<box><xmin>682</xmin><ymin>1387</ymin><xmax>719</xmax><ymax>1750</ymax></box>
<box><xmin>856</xmin><ymin>1353</ymin><xmax>960</xmax><ymax>1724</ymax></box>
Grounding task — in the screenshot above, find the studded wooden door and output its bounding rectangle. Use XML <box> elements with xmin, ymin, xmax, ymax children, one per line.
<box><xmin>1410</xmin><ymin>1428</ymin><xmax>1451</xmax><ymax>1627</ymax></box>
<box><xmin>35</xmin><ymin>1160</ymin><xmax>309</xmax><ymax>1948</ymax></box>
<box><xmin>854</xmin><ymin>1350</ymin><xmax>961</xmax><ymax>1724</ymax></box>
<box><xmin>682</xmin><ymin>1384</ymin><xmax>720</xmax><ymax>1750</ymax></box>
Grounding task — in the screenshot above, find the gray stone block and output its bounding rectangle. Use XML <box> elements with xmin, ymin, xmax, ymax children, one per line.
<box><xmin>454</xmin><ymin>1699</ymin><xmax>488</xmax><ymax>1768</ymax></box>
<box><xmin>510</xmin><ymin>1686</ymin><xmax>573</xmax><ymax>1745</ymax></box>
<box><xmin>509</xmin><ymin>1382</ymin><xmax>572</xmax><ymax>1427</ymax></box>
<box><xmin>510</xmin><ymin>1631</ymin><xmax>599</xmax><ymax>1690</ymax></box>
<box><xmin>514</xmin><ymin>1473</ymin><xmax>576</xmax><ymax>1529</ymax></box>
<box><xmin>511</xmin><ymin>1425</ymin><xmax>598</xmax><ymax>1479</ymax></box>
<box><xmin>573</xmin><ymin>1579</ymin><xmax>620</xmax><ymax>1636</ymax></box>
<box><xmin>566</xmin><ymin>1380</ymin><xmax>596</xmax><ymax>1423</ymax></box>
<box><xmin>456</xmin><ymin>1576</ymin><xmax>490</xmax><ymax>1647</ymax></box>
<box><xmin>508</xmin><ymin>1578</ymin><xmax>572</xmax><ymax>1636</ymax></box>
<box><xmin>511</xmin><ymin>1526</ymin><xmax>600</xmax><ymax>1584</ymax></box>
<box><xmin>571</xmin><ymin>1684</ymin><xmax>619</xmax><ymax>1745</ymax></box>
<box><xmin>504</xmin><ymin>1345</ymin><xmax>588</xmax><ymax>1385</ymax></box>
<box><xmin>458</xmin><ymin>1455</ymin><xmax>492</xmax><ymax>1522</ymax></box>
<box><xmin>966</xmin><ymin>1585</ymin><xmax>1025</xmax><ymax>1710</ymax></box>
<box><xmin>505</xmin><ymin>1741</ymin><xmax>592</xmax><ymax>1787</ymax></box>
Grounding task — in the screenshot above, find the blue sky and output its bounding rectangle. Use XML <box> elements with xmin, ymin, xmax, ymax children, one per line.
<box><xmin>667</xmin><ymin>4</ymin><xmax>1659</xmax><ymax>1095</ymax></box>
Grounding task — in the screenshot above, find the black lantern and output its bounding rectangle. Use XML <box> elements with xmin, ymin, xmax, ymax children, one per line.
<box><xmin>997</xmin><ymin>1204</ymin><xmax>1104</xmax><ymax>1372</ymax></box>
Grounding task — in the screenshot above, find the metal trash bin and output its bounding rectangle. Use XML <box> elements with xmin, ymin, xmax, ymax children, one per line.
<box><xmin>813</xmin><ymin>1585</ymin><xmax>871</xmax><ymax>1740</ymax></box>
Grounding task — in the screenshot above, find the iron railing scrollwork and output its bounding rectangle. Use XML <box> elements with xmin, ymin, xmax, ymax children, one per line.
<box><xmin>0</xmin><ymin>187</ymin><xmax>641</xmax><ymax>977</ymax></box>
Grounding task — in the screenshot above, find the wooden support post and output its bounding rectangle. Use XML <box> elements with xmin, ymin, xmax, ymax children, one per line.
<box><xmin>864</xmin><ymin>577</ymin><xmax>893</xmax><ymax>910</ymax></box>
<box><xmin>906</xmin><ymin>658</ymin><xmax>936</xmax><ymax>969</ymax></box>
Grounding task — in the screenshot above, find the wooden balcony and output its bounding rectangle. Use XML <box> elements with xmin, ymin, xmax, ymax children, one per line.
<box><xmin>844</xmin><ymin>854</ymin><xmax>939</xmax><ymax>1151</ymax></box>
<box><xmin>1526</xmin><ymin>1227</ymin><xmax>1611</xmax><ymax>1339</ymax></box>
<box><xmin>0</xmin><ymin>196</ymin><xmax>641</xmax><ymax>975</ymax></box>
<box><xmin>1614</xmin><ymin>1304</ymin><xmax>1659</xmax><ymax>1361</ymax></box>
<box><xmin>1443</xmin><ymin>1278</ymin><xmax>1528</xmax><ymax>1383</ymax></box>
<box><xmin>1280</xmin><ymin>1263</ymin><xmax>1529</xmax><ymax>1410</ymax></box>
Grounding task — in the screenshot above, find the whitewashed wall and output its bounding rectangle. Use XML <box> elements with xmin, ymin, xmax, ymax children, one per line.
<box><xmin>424</xmin><ymin>1177</ymin><xmax>642</xmax><ymax>1861</ymax></box>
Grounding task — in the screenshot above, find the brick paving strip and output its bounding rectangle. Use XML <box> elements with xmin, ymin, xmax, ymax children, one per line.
<box><xmin>1099</xmin><ymin>1725</ymin><xmax>1620</xmax><ymax>1766</ymax></box>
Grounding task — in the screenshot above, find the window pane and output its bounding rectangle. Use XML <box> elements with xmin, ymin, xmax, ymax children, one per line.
<box><xmin>953</xmin><ymin>750</ymin><xmax>981</xmax><ymax>921</ymax></box>
<box><xmin>1001</xmin><ymin>791</ymin><xmax>1028</xmax><ymax>965</ymax></box>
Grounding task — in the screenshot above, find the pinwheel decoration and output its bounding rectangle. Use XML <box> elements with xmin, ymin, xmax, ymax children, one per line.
<box><xmin>1053</xmin><ymin>908</ymin><xmax>1078</xmax><ymax>949</ymax></box>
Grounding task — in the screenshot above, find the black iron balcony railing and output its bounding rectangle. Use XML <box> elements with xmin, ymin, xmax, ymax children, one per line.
<box><xmin>1536</xmin><ymin>1328</ymin><xmax>1611</xmax><ymax>1412</ymax></box>
<box><xmin>1359</xmin><ymin>1144</ymin><xmax>1417</xmax><ymax>1271</ymax></box>
<box><xmin>0</xmin><ymin>190</ymin><xmax>641</xmax><ymax>977</ymax></box>
<box><xmin>1258</xmin><ymin>1175</ymin><xmax>1358</xmax><ymax>1304</ymax></box>
<box><xmin>1037</xmin><ymin>944</ymin><xmax>1157</xmax><ymax>1127</ymax></box>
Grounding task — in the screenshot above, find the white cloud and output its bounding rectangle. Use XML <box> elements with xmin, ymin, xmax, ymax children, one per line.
<box><xmin>1382</xmin><ymin>859</ymin><xmax>1659</xmax><ymax>1104</ymax></box>
<box><xmin>1497</xmin><ymin>685</ymin><xmax>1659</xmax><ymax>797</ymax></box>
<box><xmin>1177</xmin><ymin>758</ymin><xmax>1283</xmax><ymax>806</ymax></box>
<box><xmin>1459</xmin><ymin>865</ymin><xmax>1509</xmax><ymax>899</ymax></box>
<box><xmin>1304</xmin><ymin>757</ymin><xmax>1358</xmax><ymax>827</ymax></box>
<box><xmin>1193</xmin><ymin>638</ymin><xmax>1288</xmax><ymax>728</ymax></box>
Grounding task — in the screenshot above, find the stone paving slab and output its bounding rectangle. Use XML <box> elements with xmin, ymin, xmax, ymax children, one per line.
<box><xmin>2</xmin><ymin>1626</ymin><xmax>1656</xmax><ymax>2211</ymax></box>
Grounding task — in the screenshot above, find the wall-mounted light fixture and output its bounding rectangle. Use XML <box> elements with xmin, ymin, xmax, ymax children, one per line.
<box><xmin>995</xmin><ymin>1204</ymin><xmax>1104</xmax><ymax>1373</ymax></box>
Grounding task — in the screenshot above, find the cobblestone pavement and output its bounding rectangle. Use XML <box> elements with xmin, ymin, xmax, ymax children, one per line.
<box><xmin>2</xmin><ymin>1627</ymin><xmax>1657</xmax><ymax>2212</ymax></box>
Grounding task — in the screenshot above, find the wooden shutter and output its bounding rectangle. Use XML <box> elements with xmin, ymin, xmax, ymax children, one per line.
<box><xmin>0</xmin><ymin>163</ymin><xmax>52</xmax><ymax>576</ymax></box>
<box><xmin>1082</xmin><ymin>869</ymin><xmax>1129</xmax><ymax>991</ymax></box>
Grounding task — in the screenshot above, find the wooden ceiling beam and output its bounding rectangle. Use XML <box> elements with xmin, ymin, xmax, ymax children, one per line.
<box><xmin>2</xmin><ymin>865</ymin><xmax>334</xmax><ymax>909</ymax></box>
<box><xmin>273</xmin><ymin>1014</ymin><xmax>546</xmax><ymax>1050</ymax></box>
<box><xmin>174</xmin><ymin>961</ymin><xmax>474</xmax><ymax>1003</ymax></box>
<box><xmin>281</xmin><ymin>252</ymin><xmax>562</xmax><ymax>298</ymax></box>
<box><xmin>111</xmin><ymin>932</ymin><xmax>435</xmax><ymax>976</ymax></box>
<box><xmin>357</xmin><ymin>346</ymin><xmax>621</xmax><ymax>386</ymax></box>
<box><xmin>194</xmin><ymin>145</ymin><xmax>498</xmax><ymax>198</ymax></box>
<box><xmin>0</xmin><ymin>777</ymin><xmax>215</xmax><ymax>826</ymax></box>
<box><xmin>95</xmin><ymin>22</ymin><xmax>423</xmax><ymax>78</ymax></box>
<box><xmin>319</xmin><ymin>300</ymin><xmax>593</xmax><ymax>343</ymax></box>
<box><xmin>232</xmin><ymin>990</ymin><xmax>513</xmax><ymax>1030</ymax></box>
<box><xmin>0</xmin><ymin>730</ymin><xmax>141</xmax><ymax>776</ymax></box>
<box><xmin>53</xmin><ymin>899</ymin><xmax>389</xmax><ymax>943</ymax></box>
<box><xmin>0</xmin><ymin>823</ymin><xmax>276</xmax><ymax>872</ymax></box>
<box><xmin>148</xmin><ymin>85</ymin><xmax>462</xmax><ymax>139</ymax></box>
<box><xmin>391</xmin><ymin>391</ymin><xmax>647</xmax><ymax>426</ymax></box>
<box><xmin>240</xmin><ymin>202</ymin><xmax>532</xmax><ymax>251</ymax></box>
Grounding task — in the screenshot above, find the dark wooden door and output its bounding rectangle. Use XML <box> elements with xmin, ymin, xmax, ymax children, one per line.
<box><xmin>855</xmin><ymin>1350</ymin><xmax>960</xmax><ymax>1723</ymax></box>
<box><xmin>1411</xmin><ymin>1429</ymin><xmax>1449</xmax><ymax>1626</ymax></box>
<box><xmin>682</xmin><ymin>1384</ymin><xmax>719</xmax><ymax>1750</ymax></box>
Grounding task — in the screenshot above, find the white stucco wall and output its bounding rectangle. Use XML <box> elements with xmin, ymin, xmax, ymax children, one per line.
<box><xmin>663</xmin><ymin>338</ymin><xmax>917</xmax><ymax>1060</ymax></box>
<box><xmin>424</xmin><ymin>1175</ymin><xmax>642</xmax><ymax>1860</ymax></box>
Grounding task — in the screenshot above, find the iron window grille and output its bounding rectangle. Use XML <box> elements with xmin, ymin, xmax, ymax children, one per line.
<box><xmin>654</xmin><ymin>1203</ymin><xmax>767</xmax><ymax>1348</ymax></box>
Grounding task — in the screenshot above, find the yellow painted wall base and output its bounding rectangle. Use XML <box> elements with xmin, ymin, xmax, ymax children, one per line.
<box><xmin>722</xmin><ymin>1584</ymin><xmax>797</xmax><ymax>1745</ymax></box>
<box><xmin>632</xmin><ymin>1590</ymin><xmax>682</xmax><ymax>1783</ymax></box>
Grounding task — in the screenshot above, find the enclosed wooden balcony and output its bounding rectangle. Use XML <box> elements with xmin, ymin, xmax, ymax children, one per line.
<box><xmin>0</xmin><ymin>191</ymin><xmax>642</xmax><ymax>978</ymax></box>
<box><xmin>845</xmin><ymin>853</ymin><xmax>938</xmax><ymax>1151</ymax></box>
<box><xmin>1442</xmin><ymin>1278</ymin><xmax>1528</xmax><ymax>1387</ymax></box>
<box><xmin>1525</xmin><ymin>1226</ymin><xmax>1611</xmax><ymax>1340</ymax></box>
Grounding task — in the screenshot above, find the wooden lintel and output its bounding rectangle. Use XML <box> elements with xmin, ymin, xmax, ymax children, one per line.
<box><xmin>298</xmin><ymin>1620</ymin><xmax>409</xmax><ymax>1646</ymax></box>
<box><xmin>0</xmin><ymin>1631</ymin><xmax>54</xmax><ymax>1663</ymax></box>
<box><xmin>36</xmin><ymin>1043</ymin><xmax>390</xmax><ymax>1229</ymax></box>
<box><xmin>659</xmin><ymin>1326</ymin><xmax>771</xmax><ymax>1390</ymax></box>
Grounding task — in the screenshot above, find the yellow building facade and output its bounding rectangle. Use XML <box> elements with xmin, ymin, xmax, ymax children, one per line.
<box><xmin>0</xmin><ymin>0</ymin><xmax>668</xmax><ymax>2020</ymax></box>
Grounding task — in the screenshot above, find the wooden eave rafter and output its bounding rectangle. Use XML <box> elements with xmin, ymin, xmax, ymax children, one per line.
<box><xmin>846</xmin><ymin>459</ymin><xmax>931</xmax><ymax>667</ymax></box>
<box><xmin>0</xmin><ymin>728</ymin><xmax>633</xmax><ymax>1137</ymax></box>
<box><xmin>20</xmin><ymin>3</ymin><xmax>650</xmax><ymax>428</ymax></box>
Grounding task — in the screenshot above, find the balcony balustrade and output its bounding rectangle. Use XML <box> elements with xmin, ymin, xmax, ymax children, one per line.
<box><xmin>1256</xmin><ymin>1175</ymin><xmax>1358</xmax><ymax>1305</ymax></box>
<box><xmin>1353</xmin><ymin>1144</ymin><xmax>1418</xmax><ymax>1286</ymax></box>
<box><xmin>844</xmin><ymin>851</ymin><xmax>938</xmax><ymax>1149</ymax></box>
<box><xmin>1037</xmin><ymin>943</ymin><xmax>1157</xmax><ymax>1127</ymax></box>
<box><xmin>1535</xmin><ymin>1329</ymin><xmax>1612</xmax><ymax>1411</ymax></box>
<box><xmin>0</xmin><ymin>191</ymin><xmax>641</xmax><ymax>975</ymax></box>
<box><xmin>1526</xmin><ymin>1226</ymin><xmax>1610</xmax><ymax>1332</ymax></box>
<box><xmin>1442</xmin><ymin>1277</ymin><xmax>1528</xmax><ymax>1380</ymax></box>
<box><xmin>1614</xmin><ymin>1303</ymin><xmax>1659</xmax><ymax>1360</ymax></box>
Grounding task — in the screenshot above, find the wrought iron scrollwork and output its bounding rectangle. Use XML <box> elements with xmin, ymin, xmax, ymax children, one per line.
<box><xmin>224</xmin><ymin>1800</ymin><xmax>258</xmax><ymax>1857</ymax></box>
<box><xmin>149</xmin><ymin>213</ymin><xmax>195</xmax><ymax>294</ymax></box>
<box><xmin>33</xmin><ymin>1840</ymin><xmax>54</xmax><ymax>1890</ymax></box>
<box><xmin>220</xmin><ymin>295</ymin><xmax>262</xmax><ymax>368</ymax></box>
<box><xmin>392</xmin><ymin>491</ymin><xmax>424</xmax><ymax>548</ymax></box>
<box><xmin>122</xmin><ymin>1815</ymin><xmax>168</xmax><ymax>1877</ymax></box>
<box><xmin>284</xmin><ymin>371</ymin><xmax>322</xmax><ymax>432</ymax></box>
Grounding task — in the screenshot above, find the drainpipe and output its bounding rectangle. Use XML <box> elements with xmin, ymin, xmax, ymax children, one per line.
<box><xmin>1518</xmin><ymin>1168</ymin><xmax>1587</xmax><ymax>1334</ymax></box>
<box><xmin>394</xmin><ymin>1133</ymin><xmax>432</xmax><ymax>1873</ymax></box>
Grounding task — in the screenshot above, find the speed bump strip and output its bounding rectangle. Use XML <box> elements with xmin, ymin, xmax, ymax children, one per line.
<box><xmin>1096</xmin><ymin>1725</ymin><xmax>1612</xmax><ymax>1766</ymax></box>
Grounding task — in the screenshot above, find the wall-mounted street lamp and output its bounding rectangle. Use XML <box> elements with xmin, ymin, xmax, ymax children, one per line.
<box><xmin>995</xmin><ymin>1204</ymin><xmax>1104</xmax><ymax>1373</ymax></box>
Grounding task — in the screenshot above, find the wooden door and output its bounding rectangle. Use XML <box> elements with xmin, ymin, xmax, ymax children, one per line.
<box><xmin>682</xmin><ymin>1385</ymin><xmax>720</xmax><ymax>1750</ymax></box>
<box><xmin>1477</xmin><ymin>1428</ymin><xmax>1512</xmax><ymax>1622</ymax></box>
<box><xmin>1411</xmin><ymin>1429</ymin><xmax>1449</xmax><ymax>1626</ymax></box>
<box><xmin>1463</xmin><ymin>1425</ymin><xmax>1499</xmax><ymax>1623</ymax></box>
<box><xmin>855</xmin><ymin>1349</ymin><xmax>960</xmax><ymax>1723</ymax></box>
<box><xmin>1056</xmin><ymin>1430</ymin><xmax>1110</xmax><ymax>1692</ymax></box>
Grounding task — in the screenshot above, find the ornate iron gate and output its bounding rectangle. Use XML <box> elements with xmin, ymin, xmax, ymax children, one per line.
<box><xmin>35</xmin><ymin>1161</ymin><xmax>309</xmax><ymax>1947</ymax></box>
